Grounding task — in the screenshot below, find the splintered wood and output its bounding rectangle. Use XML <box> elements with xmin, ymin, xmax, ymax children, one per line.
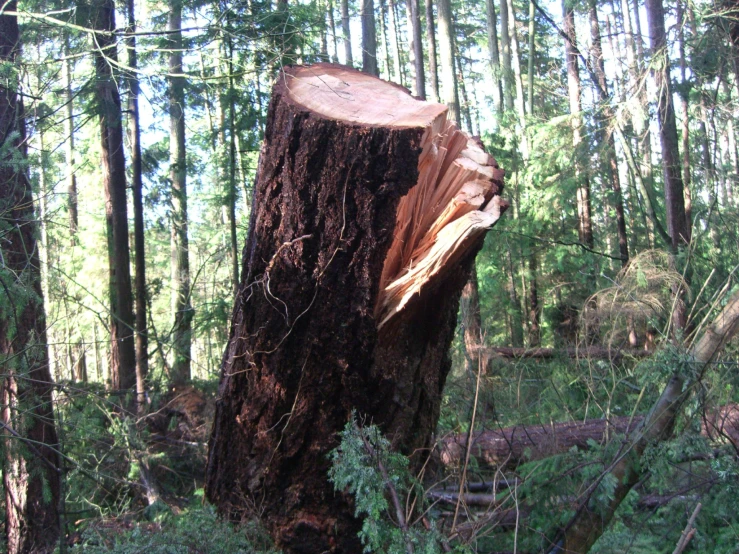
<box><xmin>283</xmin><ymin>64</ymin><xmax>506</xmax><ymax>330</ymax></box>
<box><xmin>376</xmin><ymin>119</ymin><xmax>506</xmax><ymax>328</ymax></box>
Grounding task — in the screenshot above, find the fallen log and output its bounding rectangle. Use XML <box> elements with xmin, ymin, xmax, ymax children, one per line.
<box><xmin>438</xmin><ymin>404</ymin><xmax>739</xmax><ymax>470</ymax></box>
<box><xmin>488</xmin><ymin>346</ymin><xmax>651</xmax><ymax>360</ymax></box>
<box><xmin>205</xmin><ymin>63</ymin><xmax>507</xmax><ymax>554</ymax></box>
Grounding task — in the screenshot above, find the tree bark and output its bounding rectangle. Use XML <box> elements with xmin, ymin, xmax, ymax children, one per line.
<box><xmin>0</xmin><ymin>6</ymin><xmax>61</xmax><ymax>551</ymax></box>
<box><xmin>499</xmin><ymin>0</ymin><xmax>513</xmax><ymax>111</ymax></box>
<box><xmin>589</xmin><ymin>0</ymin><xmax>629</xmax><ymax>265</ymax></box>
<box><xmin>486</xmin><ymin>0</ymin><xmax>503</xmax><ymax>117</ymax></box>
<box><xmin>341</xmin><ymin>0</ymin><xmax>353</xmax><ymax>66</ymax></box>
<box><xmin>362</xmin><ymin>0</ymin><xmax>379</xmax><ymax>75</ymax></box>
<box><xmin>646</xmin><ymin>0</ymin><xmax>688</xmax><ymax>250</ymax></box>
<box><xmin>127</xmin><ymin>0</ymin><xmax>149</xmax><ymax>409</ymax></box>
<box><xmin>563</xmin><ymin>0</ymin><xmax>593</xmax><ymax>249</ymax></box>
<box><xmin>63</xmin><ymin>36</ymin><xmax>78</xmax><ymax>243</ymax></box>
<box><xmin>169</xmin><ymin>0</ymin><xmax>192</xmax><ymax>385</ymax></box>
<box><xmin>436</xmin><ymin>0</ymin><xmax>460</xmax><ymax>124</ymax></box>
<box><xmin>92</xmin><ymin>0</ymin><xmax>137</xmax><ymax>391</ymax></box>
<box><xmin>205</xmin><ymin>64</ymin><xmax>507</xmax><ymax>554</ymax></box>
<box><xmin>425</xmin><ymin>0</ymin><xmax>440</xmax><ymax>102</ymax></box>
<box><xmin>408</xmin><ymin>0</ymin><xmax>426</xmax><ymax>98</ymax></box>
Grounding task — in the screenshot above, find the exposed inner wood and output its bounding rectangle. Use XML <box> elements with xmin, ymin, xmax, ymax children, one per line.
<box><xmin>376</xmin><ymin>121</ymin><xmax>506</xmax><ymax>327</ymax></box>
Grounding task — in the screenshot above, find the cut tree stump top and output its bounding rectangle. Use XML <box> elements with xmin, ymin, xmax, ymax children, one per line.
<box><xmin>282</xmin><ymin>64</ymin><xmax>448</xmax><ymax>129</ymax></box>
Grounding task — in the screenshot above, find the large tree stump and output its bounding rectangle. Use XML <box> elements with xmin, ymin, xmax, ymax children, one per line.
<box><xmin>205</xmin><ymin>63</ymin><xmax>506</xmax><ymax>553</ymax></box>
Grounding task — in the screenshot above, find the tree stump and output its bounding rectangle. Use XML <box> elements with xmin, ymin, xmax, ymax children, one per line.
<box><xmin>205</xmin><ymin>63</ymin><xmax>507</xmax><ymax>553</ymax></box>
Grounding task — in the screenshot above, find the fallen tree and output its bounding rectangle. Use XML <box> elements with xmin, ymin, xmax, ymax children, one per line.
<box><xmin>205</xmin><ymin>63</ymin><xmax>507</xmax><ymax>553</ymax></box>
<box><xmin>488</xmin><ymin>346</ymin><xmax>651</xmax><ymax>360</ymax></box>
<box><xmin>438</xmin><ymin>403</ymin><xmax>739</xmax><ymax>470</ymax></box>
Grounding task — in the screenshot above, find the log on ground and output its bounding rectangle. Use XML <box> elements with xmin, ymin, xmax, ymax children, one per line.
<box><xmin>205</xmin><ymin>63</ymin><xmax>507</xmax><ymax>554</ymax></box>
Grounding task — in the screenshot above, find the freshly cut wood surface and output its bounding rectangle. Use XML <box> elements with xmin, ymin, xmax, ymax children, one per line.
<box><xmin>283</xmin><ymin>64</ymin><xmax>448</xmax><ymax>129</ymax></box>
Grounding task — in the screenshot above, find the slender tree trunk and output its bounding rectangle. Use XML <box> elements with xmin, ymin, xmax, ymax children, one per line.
<box><xmin>589</xmin><ymin>0</ymin><xmax>629</xmax><ymax>265</ymax></box>
<box><xmin>379</xmin><ymin>0</ymin><xmax>392</xmax><ymax>79</ymax></box>
<box><xmin>425</xmin><ymin>0</ymin><xmax>440</xmax><ymax>101</ymax></box>
<box><xmin>437</xmin><ymin>0</ymin><xmax>460</xmax><ymax>123</ymax></box>
<box><xmin>227</xmin><ymin>37</ymin><xmax>240</xmax><ymax>295</ymax></box>
<box><xmin>92</xmin><ymin>0</ymin><xmax>137</xmax><ymax>391</ymax></box>
<box><xmin>563</xmin><ymin>0</ymin><xmax>593</xmax><ymax>248</ymax></box>
<box><xmin>408</xmin><ymin>0</ymin><xmax>425</xmax><ymax>98</ymax></box>
<box><xmin>527</xmin><ymin>0</ymin><xmax>535</xmax><ymax>112</ymax></box>
<box><xmin>341</xmin><ymin>0</ymin><xmax>353</xmax><ymax>66</ymax></box>
<box><xmin>387</xmin><ymin>0</ymin><xmax>404</xmax><ymax>84</ymax></box>
<box><xmin>506</xmin><ymin>246</ymin><xmax>524</xmax><ymax>347</ymax></box>
<box><xmin>527</xmin><ymin>251</ymin><xmax>540</xmax><ymax>346</ymax></box>
<box><xmin>486</xmin><ymin>0</ymin><xmax>503</xmax><ymax>117</ymax></box>
<box><xmin>506</xmin><ymin>0</ymin><xmax>529</xmax><ymax>157</ymax></box>
<box><xmin>0</xmin><ymin>6</ymin><xmax>61</xmax><ymax>551</ymax></box>
<box><xmin>328</xmin><ymin>0</ymin><xmax>339</xmax><ymax>62</ymax></box>
<box><xmin>646</xmin><ymin>0</ymin><xmax>688</xmax><ymax>250</ymax></box>
<box><xmin>362</xmin><ymin>0</ymin><xmax>379</xmax><ymax>75</ymax></box>
<box><xmin>499</xmin><ymin>0</ymin><xmax>513</xmax><ymax>111</ymax></box>
<box><xmin>460</xmin><ymin>267</ymin><xmax>488</xmax><ymax>375</ymax></box>
<box><xmin>63</xmin><ymin>37</ymin><xmax>78</xmax><ymax>243</ymax></box>
<box><xmin>127</xmin><ymin>0</ymin><xmax>149</xmax><ymax>409</ymax></box>
<box><xmin>169</xmin><ymin>0</ymin><xmax>192</xmax><ymax>385</ymax></box>
<box><xmin>677</xmin><ymin>0</ymin><xmax>692</xmax><ymax>241</ymax></box>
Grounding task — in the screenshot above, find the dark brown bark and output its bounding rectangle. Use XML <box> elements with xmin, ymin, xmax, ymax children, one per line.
<box><xmin>92</xmin><ymin>0</ymin><xmax>137</xmax><ymax>391</ymax></box>
<box><xmin>646</xmin><ymin>0</ymin><xmax>689</xmax><ymax>250</ymax></box>
<box><xmin>0</xmin><ymin>6</ymin><xmax>61</xmax><ymax>551</ymax></box>
<box><xmin>460</xmin><ymin>267</ymin><xmax>489</xmax><ymax>375</ymax></box>
<box><xmin>425</xmin><ymin>0</ymin><xmax>440</xmax><ymax>102</ymax></box>
<box><xmin>527</xmin><ymin>252</ymin><xmax>540</xmax><ymax>346</ymax></box>
<box><xmin>205</xmin><ymin>64</ymin><xmax>505</xmax><ymax>554</ymax></box>
<box><xmin>362</xmin><ymin>0</ymin><xmax>379</xmax><ymax>75</ymax></box>
<box><xmin>127</xmin><ymin>0</ymin><xmax>149</xmax><ymax>408</ymax></box>
<box><xmin>169</xmin><ymin>0</ymin><xmax>192</xmax><ymax>385</ymax></box>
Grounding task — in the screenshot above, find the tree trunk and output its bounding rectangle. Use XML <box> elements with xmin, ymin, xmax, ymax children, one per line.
<box><xmin>436</xmin><ymin>0</ymin><xmax>460</xmax><ymax>124</ymax></box>
<box><xmin>362</xmin><ymin>0</ymin><xmax>379</xmax><ymax>75</ymax></box>
<box><xmin>677</xmin><ymin>0</ymin><xmax>692</xmax><ymax>241</ymax></box>
<box><xmin>387</xmin><ymin>0</ymin><xmax>404</xmax><ymax>84</ymax></box>
<box><xmin>589</xmin><ymin>0</ymin><xmax>629</xmax><ymax>265</ymax></box>
<box><xmin>205</xmin><ymin>63</ymin><xmax>507</xmax><ymax>554</ymax></box>
<box><xmin>499</xmin><ymin>0</ymin><xmax>513</xmax><ymax>111</ymax></box>
<box><xmin>460</xmin><ymin>267</ymin><xmax>488</xmax><ymax>375</ymax></box>
<box><xmin>527</xmin><ymin>0</ymin><xmax>535</xmax><ymax>113</ymax></box>
<box><xmin>341</xmin><ymin>0</ymin><xmax>353</xmax><ymax>66</ymax></box>
<box><xmin>425</xmin><ymin>0</ymin><xmax>440</xmax><ymax>102</ymax></box>
<box><xmin>63</xmin><ymin>36</ymin><xmax>78</xmax><ymax>243</ymax></box>
<box><xmin>127</xmin><ymin>0</ymin><xmax>149</xmax><ymax>409</ymax></box>
<box><xmin>486</xmin><ymin>0</ymin><xmax>503</xmax><ymax>117</ymax></box>
<box><xmin>92</xmin><ymin>0</ymin><xmax>137</xmax><ymax>391</ymax></box>
<box><xmin>169</xmin><ymin>0</ymin><xmax>192</xmax><ymax>385</ymax></box>
<box><xmin>227</xmin><ymin>38</ymin><xmax>240</xmax><ymax>296</ymax></box>
<box><xmin>408</xmin><ymin>0</ymin><xmax>425</xmax><ymax>99</ymax></box>
<box><xmin>563</xmin><ymin>0</ymin><xmax>593</xmax><ymax>249</ymax></box>
<box><xmin>506</xmin><ymin>0</ymin><xmax>528</xmax><ymax>157</ymax></box>
<box><xmin>527</xmin><ymin>250</ymin><xmax>540</xmax><ymax>346</ymax></box>
<box><xmin>646</xmin><ymin>0</ymin><xmax>688</xmax><ymax>250</ymax></box>
<box><xmin>0</xmin><ymin>6</ymin><xmax>61</xmax><ymax>551</ymax></box>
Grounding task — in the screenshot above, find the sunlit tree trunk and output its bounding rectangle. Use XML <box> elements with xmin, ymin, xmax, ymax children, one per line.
<box><xmin>506</xmin><ymin>0</ymin><xmax>528</xmax><ymax>157</ymax></box>
<box><xmin>408</xmin><ymin>0</ymin><xmax>425</xmax><ymax>98</ymax></box>
<box><xmin>341</xmin><ymin>0</ymin><xmax>353</xmax><ymax>65</ymax></box>
<box><xmin>169</xmin><ymin>0</ymin><xmax>192</xmax><ymax>385</ymax></box>
<box><xmin>486</xmin><ymin>0</ymin><xmax>503</xmax><ymax>117</ymax></box>
<box><xmin>437</xmin><ymin>0</ymin><xmax>460</xmax><ymax>123</ymax></box>
<box><xmin>63</xmin><ymin>36</ymin><xmax>78</xmax><ymax>243</ymax></box>
<box><xmin>425</xmin><ymin>0</ymin><xmax>440</xmax><ymax>101</ymax></box>
<box><xmin>499</xmin><ymin>0</ymin><xmax>513</xmax><ymax>111</ymax></box>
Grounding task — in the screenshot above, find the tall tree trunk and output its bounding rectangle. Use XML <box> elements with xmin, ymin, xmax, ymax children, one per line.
<box><xmin>646</xmin><ymin>0</ymin><xmax>688</xmax><ymax>250</ymax></box>
<box><xmin>589</xmin><ymin>0</ymin><xmax>629</xmax><ymax>265</ymax></box>
<box><xmin>527</xmin><ymin>250</ymin><xmax>540</xmax><ymax>346</ymax></box>
<box><xmin>460</xmin><ymin>267</ymin><xmax>489</xmax><ymax>375</ymax></box>
<box><xmin>127</xmin><ymin>0</ymin><xmax>149</xmax><ymax>409</ymax></box>
<box><xmin>379</xmin><ymin>0</ymin><xmax>392</xmax><ymax>79</ymax></box>
<box><xmin>92</xmin><ymin>0</ymin><xmax>137</xmax><ymax>391</ymax></box>
<box><xmin>425</xmin><ymin>0</ymin><xmax>440</xmax><ymax>101</ymax></box>
<box><xmin>677</xmin><ymin>0</ymin><xmax>692</xmax><ymax>241</ymax></box>
<box><xmin>387</xmin><ymin>0</ymin><xmax>404</xmax><ymax>84</ymax></box>
<box><xmin>205</xmin><ymin>64</ymin><xmax>506</xmax><ymax>554</ymax></box>
<box><xmin>563</xmin><ymin>0</ymin><xmax>593</xmax><ymax>248</ymax></box>
<box><xmin>0</xmin><ymin>5</ymin><xmax>61</xmax><ymax>551</ymax></box>
<box><xmin>362</xmin><ymin>0</ymin><xmax>379</xmax><ymax>75</ymax></box>
<box><xmin>169</xmin><ymin>0</ymin><xmax>192</xmax><ymax>385</ymax></box>
<box><xmin>506</xmin><ymin>245</ymin><xmax>524</xmax><ymax>347</ymax></box>
<box><xmin>486</xmin><ymin>0</ymin><xmax>503</xmax><ymax>117</ymax></box>
<box><xmin>436</xmin><ymin>0</ymin><xmax>460</xmax><ymax>123</ymax></box>
<box><xmin>328</xmin><ymin>0</ymin><xmax>339</xmax><ymax>62</ymax></box>
<box><xmin>506</xmin><ymin>0</ymin><xmax>529</xmax><ymax>157</ymax></box>
<box><xmin>341</xmin><ymin>0</ymin><xmax>353</xmax><ymax>66</ymax></box>
<box><xmin>63</xmin><ymin>36</ymin><xmax>78</xmax><ymax>243</ymax></box>
<box><xmin>227</xmin><ymin>37</ymin><xmax>240</xmax><ymax>295</ymax></box>
<box><xmin>499</xmin><ymin>0</ymin><xmax>513</xmax><ymax>111</ymax></box>
<box><xmin>408</xmin><ymin>0</ymin><xmax>425</xmax><ymax>98</ymax></box>
<box><xmin>527</xmin><ymin>0</ymin><xmax>535</xmax><ymax>112</ymax></box>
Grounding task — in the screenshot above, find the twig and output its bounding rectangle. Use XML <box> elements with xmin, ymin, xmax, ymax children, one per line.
<box><xmin>672</xmin><ymin>502</ymin><xmax>701</xmax><ymax>554</ymax></box>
